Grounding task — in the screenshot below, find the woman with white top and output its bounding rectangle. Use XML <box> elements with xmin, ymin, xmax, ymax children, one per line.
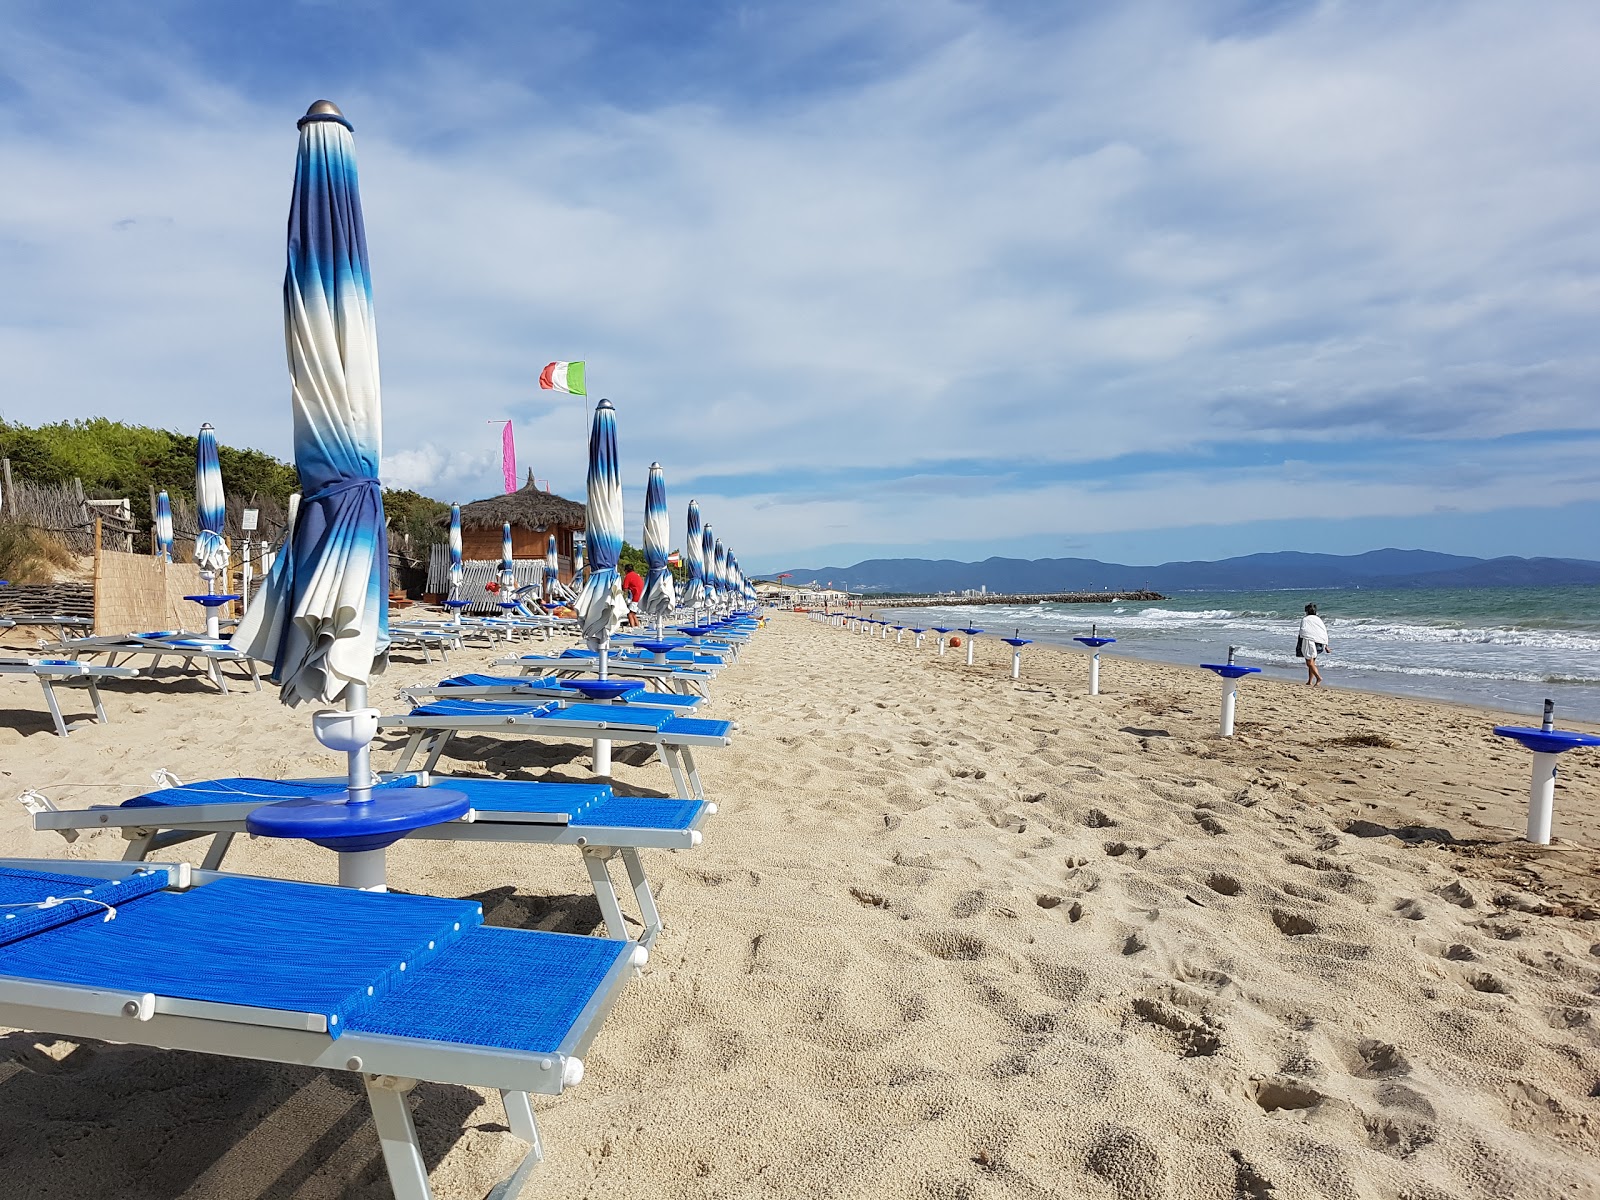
<box><xmin>1297</xmin><ymin>603</ymin><xmax>1329</xmax><ymax>686</ymax></box>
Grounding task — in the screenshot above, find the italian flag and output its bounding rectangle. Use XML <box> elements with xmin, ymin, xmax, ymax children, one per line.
<box><xmin>539</xmin><ymin>361</ymin><xmax>586</xmax><ymax>395</ymax></box>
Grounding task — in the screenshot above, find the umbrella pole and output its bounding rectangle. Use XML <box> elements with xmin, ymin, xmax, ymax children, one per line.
<box><xmin>592</xmin><ymin>637</ymin><xmax>612</xmax><ymax>777</ymax></box>
<box><xmin>336</xmin><ymin>681</ymin><xmax>387</xmax><ymax>891</ymax></box>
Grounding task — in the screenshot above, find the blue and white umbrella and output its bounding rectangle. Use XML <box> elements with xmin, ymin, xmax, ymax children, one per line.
<box><xmin>574</xmin><ymin>539</ymin><xmax>585</xmax><ymax>581</ymax></box>
<box><xmin>545</xmin><ymin>533</ymin><xmax>559</xmax><ymax>599</ymax></box>
<box><xmin>499</xmin><ymin>521</ymin><xmax>516</xmax><ymax>605</ymax></box>
<box><xmin>574</xmin><ymin>399</ymin><xmax>628</xmax><ymax>646</ymax></box>
<box><xmin>714</xmin><ymin>539</ymin><xmax>727</xmax><ymax>604</ymax></box>
<box><xmin>640</xmin><ymin>462</ymin><xmax>676</xmax><ymax>622</ymax></box>
<box><xmin>701</xmin><ymin>523</ymin><xmax>716</xmax><ymax>604</ymax></box>
<box><xmin>193</xmin><ymin>423</ymin><xmax>229</xmax><ymax>578</ymax></box>
<box><xmin>683</xmin><ymin>500</ymin><xmax>704</xmax><ymax>609</ymax></box>
<box><xmin>447</xmin><ymin>504</ymin><xmax>463</xmax><ymax>592</ymax></box>
<box><xmin>154</xmin><ymin>490</ymin><xmax>173</xmax><ymax>563</ymax></box>
<box><xmin>233</xmin><ymin>100</ymin><xmax>388</xmax><ymax>708</ymax></box>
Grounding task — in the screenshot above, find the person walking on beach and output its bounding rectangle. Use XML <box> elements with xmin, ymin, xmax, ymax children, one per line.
<box><xmin>1297</xmin><ymin>603</ymin><xmax>1329</xmax><ymax>686</ymax></box>
<box><xmin>622</xmin><ymin>566</ymin><xmax>644</xmax><ymax>627</ymax></box>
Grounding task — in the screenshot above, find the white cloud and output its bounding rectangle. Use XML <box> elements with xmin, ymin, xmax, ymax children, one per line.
<box><xmin>1</xmin><ymin>1</ymin><xmax>1598</xmax><ymax>561</ymax></box>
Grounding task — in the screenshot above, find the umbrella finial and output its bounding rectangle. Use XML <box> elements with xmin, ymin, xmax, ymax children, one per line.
<box><xmin>298</xmin><ymin>100</ymin><xmax>353</xmax><ymax>130</ymax></box>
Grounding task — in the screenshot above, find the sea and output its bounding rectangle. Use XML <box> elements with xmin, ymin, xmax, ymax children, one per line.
<box><xmin>883</xmin><ymin>586</ymin><xmax>1600</xmax><ymax>723</ymax></box>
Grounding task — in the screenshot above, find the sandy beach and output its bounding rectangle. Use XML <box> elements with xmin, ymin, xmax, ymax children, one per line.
<box><xmin>1</xmin><ymin>612</ymin><xmax>1597</xmax><ymax>1199</ymax></box>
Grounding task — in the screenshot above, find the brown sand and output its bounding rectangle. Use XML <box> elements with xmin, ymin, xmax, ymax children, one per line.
<box><xmin>1</xmin><ymin>613</ymin><xmax>1597</xmax><ymax>1199</ymax></box>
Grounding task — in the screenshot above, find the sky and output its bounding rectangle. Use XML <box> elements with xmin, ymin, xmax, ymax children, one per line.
<box><xmin>2</xmin><ymin>0</ymin><xmax>1598</xmax><ymax>572</ymax></box>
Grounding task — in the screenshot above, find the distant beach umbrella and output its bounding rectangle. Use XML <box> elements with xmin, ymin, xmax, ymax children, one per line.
<box><xmin>574</xmin><ymin>399</ymin><xmax>628</xmax><ymax>645</ymax></box>
<box><xmin>701</xmin><ymin>523</ymin><xmax>716</xmax><ymax>601</ymax></box>
<box><xmin>640</xmin><ymin>462</ymin><xmax>676</xmax><ymax>620</ymax></box>
<box><xmin>193</xmin><ymin>423</ymin><xmax>229</xmax><ymax>577</ymax></box>
<box><xmin>684</xmin><ymin>500</ymin><xmax>704</xmax><ymax>607</ymax></box>
<box><xmin>574</xmin><ymin>538</ymin><xmax>585</xmax><ymax>580</ymax></box>
<box><xmin>500</xmin><ymin>520</ymin><xmax>515</xmax><ymax>583</ymax></box>
<box><xmin>154</xmin><ymin>490</ymin><xmax>174</xmax><ymax>563</ymax></box>
<box><xmin>232</xmin><ymin>100</ymin><xmax>389</xmax><ymax>707</ymax></box>
<box><xmin>713</xmin><ymin>538</ymin><xmax>727</xmax><ymax>600</ymax></box>
<box><xmin>447</xmin><ymin>504</ymin><xmax>463</xmax><ymax>591</ymax></box>
<box><xmin>545</xmin><ymin>533</ymin><xmax>559</xmax><ymax>597</ymax></box>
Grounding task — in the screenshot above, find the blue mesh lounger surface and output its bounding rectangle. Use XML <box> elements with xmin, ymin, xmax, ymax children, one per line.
<box><xmin>29</xmin><ymin>776</ymin><xmax>711</xmax><ymax>949</ymax></box>
<box><xmin>0</xmin><ymin>859</ymin><xmax>639</xmax><ymax>1199</ymax></box>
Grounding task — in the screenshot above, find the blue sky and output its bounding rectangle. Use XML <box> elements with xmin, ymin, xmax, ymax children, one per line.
<box><xmin>3</xmin><ymin>0</ymin><xmax>1598</xmax><ymax>571</ymax></box>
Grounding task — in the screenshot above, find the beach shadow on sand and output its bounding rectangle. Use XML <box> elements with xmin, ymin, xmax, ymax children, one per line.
<box><xmin>1119</xmin><ymin>725</ymin><xmax>1172</xmax><ymax>738</ymax></box>
<box><xmin>465</xmin><ymin>884</ymin><xmax>607</xmax><ymax>938</ymax></box>
<box><xmin>0</xmin><ymin>1033</ymin><xmax>479</xmax><ymax>1199</ymax></box>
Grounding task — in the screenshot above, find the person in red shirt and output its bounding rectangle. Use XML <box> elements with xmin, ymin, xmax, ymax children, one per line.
<box><xmin>622</xmin><ymin>567</ymin><xmax>644</xmax><ymax>626</ymax></box>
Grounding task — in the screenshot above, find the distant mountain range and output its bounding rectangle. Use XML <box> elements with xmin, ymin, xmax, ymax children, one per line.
<box><xmin>773</xmin><ymin>549</ymin><xmax>1600</xmax><ymax>594</ymax></box>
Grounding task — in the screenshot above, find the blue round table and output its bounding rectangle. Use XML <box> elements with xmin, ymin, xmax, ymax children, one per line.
<box><xmin>559</xmin><ymin>679</ymin><xmax>637</xmax><ymax>702</ymax></box>
<box><xmin>1492</xmin><ymin>724</ymin><xmax>1600</xmax><ymax>843</ymax></box>
<box><xmin>1200</xmin><ymin>663</ymin><xmax>1261</xmax><ymax>736</ymax></box>
<box><xmin>246</xmin><ymin>787</ymin><xmax>470</xmax><ymax>859</ymax></box>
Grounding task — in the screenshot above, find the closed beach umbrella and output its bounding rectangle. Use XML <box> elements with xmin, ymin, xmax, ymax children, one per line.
<box><xmin>232</xmin><ymin>100</ymin><xmax>389</xmax><ymax>709</ymax></box>
<box><xmin>714</xmin><ymin>538</ymin><xmax>727</xmax><ymax>602</ymax></box>
<box><xmin>499</xmin><ymin>521</ymin><xmax>515</xmax><ymax>604</ymax></box>
<box><xmin>447</xmin><ymin>504</ymin><xmax>463</xmax><ymax>591</ymax></box>
<box><xmin>545</xmin><ymin>533</ymin><xmax>559</xmax><ymax>599</ymax></box>
<box><xmin>574</xmin><ymin>399</ymin><xmax>628</xmax><ymax>646</ymax></box>
<box><xmin>701</xmin><ymin>523</ymin><xmax>716</xmax><ymax>603</ymax></box>
<box><xmin>684</xmin><ymin>500</ymin><xmax>704</xmax><ymax>609</ymax></box>
<box><xmin>154</xmin><ymin>490</ymin><xmax>174</xmax><ymax>563</ymax></box>
<box><xmin>640</xmin><ymin>462</ymin><xmax>676</xmax><ymax>621</ymax></box>
<box><xmin>193</xmin><ymin>423</ymin><xmax>229</xmax><ymax>579</ymax></box>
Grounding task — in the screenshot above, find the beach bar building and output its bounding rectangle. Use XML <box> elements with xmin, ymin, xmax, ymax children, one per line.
<box><xmin>424</xmin><ymin>474</ymin><xmax>586</xmax><ymax>603</ymax></box>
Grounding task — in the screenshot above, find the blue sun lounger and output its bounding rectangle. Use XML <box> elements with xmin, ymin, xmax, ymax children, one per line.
<box><xmin>492</xmin><ymin>653</ymin><xmax>716</xmax><ymax>696</ymax></box>
<box><xmin>23</xmin><ymin>774</ymin><xmax>712</xmax><ymax>949</ymax></box>
<box><xmin>52</xmin><ymin>632</ymin><xmax>263</xmax><ymax>694</ymax></box>
<box><xmin>401</xmin><ymin>672</ymin><xmax>702</xmax><ymax>710</ymax></box>
<box><xmin>0</xmin><ymin>656</ymin><xmax>142</xmax><ymax>736</ymax></box>
<box><xmin>0</xmin><ymin>857</ymin><xmax>641</xmax><ymax>1199</ymax></box>
<box><xmin>380</xmin><ymin>699</ymin><xmax>734</xmax><ymax>799</ymax></box>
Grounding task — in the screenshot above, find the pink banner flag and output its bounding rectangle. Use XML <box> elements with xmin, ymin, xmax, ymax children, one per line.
<box><xmin>500</xmin><ymin>420</ymin><xmax>517</xmax><ymax>493</ymax></box>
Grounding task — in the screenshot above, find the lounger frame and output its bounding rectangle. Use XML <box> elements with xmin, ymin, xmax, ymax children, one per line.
<box><xmin>0</xmin><ymin>857</ymin><xmax>638</xmax><ymax>1200</ymax></box>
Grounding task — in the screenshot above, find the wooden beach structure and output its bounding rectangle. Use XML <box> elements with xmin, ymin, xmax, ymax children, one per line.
<box><xmin>424</xmin><ymin>475</ymin><xmax>587</xmax><ymax>602</ymax></box>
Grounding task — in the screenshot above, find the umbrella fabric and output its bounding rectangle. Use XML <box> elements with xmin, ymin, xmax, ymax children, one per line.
<box><xmin>154</xmin><ymin>490</ymin><xmax>174</xmax><ymax>563</ymax></box>
<box><xmin>701</xmin><ymin>523</ymin><xmax>716</xmax><ymax>600</ymax></box>
<box><xmin>574</xmin><ymin>540</ymin><xmax>584</xmax><ymax>579</ymax></box>
<box><xmin>545</xmin><ymin>533</ymin><xmax>559</xmax><ymax>595</ymax></box>
<box><xmin>193</xmin><ymin>424</ymin><xmax>229</xmax><ymax>576</ymax></box>
<box><xmin>232</xmin><ymin>102</ymin><xmax>388</xmax><ymax>707</ymax></box>
<box><xmin>573</xmin><ymin>399</ymin><xmax>628</xmax><ymax>642</ymax></box>
<box><xmin>714</xmin><ymin>539</ymin><xmax>727</xmax><ymax>599</ymax></box>
<box><xmin>500</xmin><ymin>522</ymin><xmax>515</xmax><ymax>594</ymax></box>
<box><xmin>640</xmin><ymin>462</ymin><xmax>676</xmax><ymax>619</ymax></box>
<box><xmin>447</xmin><ymin>505</ymin><xmax>463</xmax><ymax>592</ymax></box>
<box><xmin>683</xmin><ymin>500</ymin><xmax>703</xmax><ymax>607</ymax></box>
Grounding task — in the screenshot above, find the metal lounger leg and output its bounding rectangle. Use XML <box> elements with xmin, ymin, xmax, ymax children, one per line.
<box><xmin>205</xmin><ymin>657</ymin><xmax>229</xmax><ymax>694</ymax></box>
<box><xmin>682</xmin><ymin>747</ymin><xmax>706</xmax><ymax>801</ymax></box>
<box><xmin>662</xmin><ymin>746</ymin><xmax>692</xmax><ymax>800</ymax></box>
<box><xmin>487</xmin><ymin>1090</ymin><xmax>544</xmax><ymax>1200</ymax></box>
<box><xmin>620</xmin><ymin>848</ymin><xmax>664</xmax><ymax>950</ymax></box>
<box><xmin>201</xmin><ymin>832</ymin><xmax>235</xmax><ymax>870</ymax></box>
<box><xmin>86</xmin><ymin>679</ymin><xmax>110</xmax><ymax>724</ymax></box>
<box><xmin>37</xmin><ymin>677</ymin><xmax>69</xmax><ymax>738</ymax></box>
<box><xmin>582</xmin><ymin>847</ymin><xmax>632</xmax><ymax>941</ymax></box>
<box><xmin>364</xmin><ymin>1075</ymin><xmax>433</xmax><ymax>1200</ymax></box>
<box><xmin>422</xmin><ymin>730</ymin><xmax>454</xmax><ymax>773</ymax></box>
<box><xmin>392</xmin><ymin>730</ymin><xmax>427</xmax><ymax>773</ymax></box>
<box><xmin>248</xmin><ymin>660</ymin><xmax>261</xmax><ymax>691</ymax></box>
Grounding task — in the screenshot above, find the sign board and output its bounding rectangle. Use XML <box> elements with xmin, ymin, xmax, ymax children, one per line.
<box><xmin>241</xmin><ymin>508</ymin><xmax>259</xmax><ymax>532</ymax></box>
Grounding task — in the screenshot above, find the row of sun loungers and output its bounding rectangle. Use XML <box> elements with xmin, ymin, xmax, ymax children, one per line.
<box><xmin>6</xmin><ymin>610</ymin><xmax>762</xmax><ymax>1197</ymax></box>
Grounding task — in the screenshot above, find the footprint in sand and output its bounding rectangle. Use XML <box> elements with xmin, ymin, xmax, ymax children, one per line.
<box><xmin>1205</xmin><ymin>873</ymin><xmax>1242</xmax><ymax>896</ymax></box>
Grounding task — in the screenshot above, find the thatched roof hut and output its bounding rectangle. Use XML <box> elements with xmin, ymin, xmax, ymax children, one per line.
<box><xmin>454</xmin><ymin>479</ymin><xmax>586</xmax><ymax>534</ymax></box>
<box><xmin>443</xmin><ymin>474</ymin><xmax>587</xmax><ymax>584</ymax></box>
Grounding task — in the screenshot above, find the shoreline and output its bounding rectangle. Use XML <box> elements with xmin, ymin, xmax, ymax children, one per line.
<box><xmin>865</xmin><ymin>605</ymin><xmax>1600</xmax><ymax>729</ymax></box>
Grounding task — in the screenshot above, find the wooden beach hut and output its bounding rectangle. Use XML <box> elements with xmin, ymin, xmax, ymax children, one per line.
<box><xmin>444</xmin><ymin>474</ymin><xmax>587</xmax><ymax>587</ymax></box>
